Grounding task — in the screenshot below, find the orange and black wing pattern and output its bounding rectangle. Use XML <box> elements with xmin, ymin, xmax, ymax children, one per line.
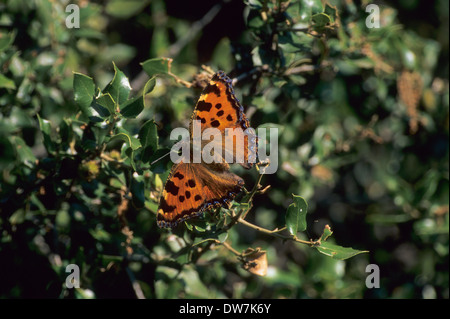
<box><xmin>156</xmin><ymin>161</ymin><xmax>244</xmax><ymax>228</ymax></box>
<box><xmin>190</xmin><ymin>71</ymin><xmax>257</xmax><ymax>168</ymax></box>
<box><xmin>157</xmin><ymin>71</ymin><xmax>256</xmax><ymax>229</ymax></box>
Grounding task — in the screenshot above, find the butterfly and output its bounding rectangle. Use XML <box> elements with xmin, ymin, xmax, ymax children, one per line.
<box><xmin>157</xmin><ymin>71</ymin><xmax>257</xmax><ymax>228</ymax></box>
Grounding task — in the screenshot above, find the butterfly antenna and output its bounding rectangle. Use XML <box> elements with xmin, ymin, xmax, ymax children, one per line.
<box><xmin>150</xmin><ymin>150</ymin><xmax>173</xmax><ymax>165</ymax></box>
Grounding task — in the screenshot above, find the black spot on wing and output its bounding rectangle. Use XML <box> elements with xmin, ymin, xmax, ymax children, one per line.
<box><xmin>165</xmin><ymin>180</ymin><xmax>179</xmax><ymax>196</ymax></box>
<box><xmin>226</xmin><ymin>114</ymin><xmax>233</xmax><ymax>121</ymax></box>
<box><xmin>174</xmin><ymin>172</ymin><xmax>184</xmax><ymax>180</ymax></box>
<box><xmin>203</xmin><ymin>83</ymin><xmax>221</xmax><ymax>96</ymax></box>
<box><xmin>197</xmin><ymin>101</ymin><xmax>213</xmax><ymax>112</ymax></box>
<box><xmin>188</xmin><ymin>179</ymin><xmax>196</xmax><ymax>188</ymax></box>
<box><xmin>211</xmin><ymin>120</ymin><xmax>220</xmax><ymax>127</ymax></box>
<box><xmin>216</xmin><ymin>110</ymin><xmax>224</xmax><ymax>117</ymax></box>
<box><xmin>215</xmin><ymin>103</ymin><xmax>222</xmax><ymax>109</ymax></box>
<box><xmin>159</xmin><ymin>198</ymin><xmax>176</xmax><ymax>213</ymax></box>
<box><xmin>196</xmin><ymin>115</ymin><xmax>206</xmax><ymax>124</ymax></box>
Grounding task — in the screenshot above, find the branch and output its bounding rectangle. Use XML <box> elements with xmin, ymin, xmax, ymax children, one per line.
<box><xmin>237</xmin><ymin>218</ymin><xmax>320</xmax><ymax>246</ymax></box>
<box><xmin>125</xmin><ymin>266</ymin><xmax>146</xmax><ymax>299</ymax></box>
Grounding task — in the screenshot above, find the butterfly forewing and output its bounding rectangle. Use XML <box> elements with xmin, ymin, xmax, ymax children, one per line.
<box><xmin>191</xmin><ymin>71</ymin><xmax>257</xmax><ymax>168</ymax></box>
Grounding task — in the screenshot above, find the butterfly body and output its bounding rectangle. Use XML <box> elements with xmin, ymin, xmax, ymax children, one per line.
<box><xmin>157</xmin><ymin>71</ymin><xmax>257</xmax><ymax>229</ymax></box>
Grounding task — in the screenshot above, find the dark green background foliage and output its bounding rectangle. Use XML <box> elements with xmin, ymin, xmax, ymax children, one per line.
<box><xmin>0</xmin><ymin>0</ymin><xmax>448</xmax><ymax>299</ymax></box>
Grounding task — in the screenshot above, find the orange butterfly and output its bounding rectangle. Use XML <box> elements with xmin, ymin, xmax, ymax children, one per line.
<box><xmin>157</xmin><ymin>71</ymin><xmax>257</xmax><ymax>228</ymax></box>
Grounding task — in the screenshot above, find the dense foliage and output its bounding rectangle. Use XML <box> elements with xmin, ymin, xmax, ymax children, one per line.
<box><xmin>0</xmin><ymin>0</ymin><xmax>448</xmax><ymax>298</ymax></box>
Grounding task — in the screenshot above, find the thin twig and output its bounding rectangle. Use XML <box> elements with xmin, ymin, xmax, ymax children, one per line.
<box><xmin>166</xmin><ymin>3</ymin><xmax>223</xmax><ymax>58</ymax></box>
<box><xmin>237</xmin><ymin>218</ymin><xmax>320</xmax><ymax>246</ymax></box>
<box><xmin>232</xmin><ymin>65</ymin><xmax>269</xmax><ymax>86</ymax></box>
<box><xmin>125</xmin><ymin>267</ymin><xmax>146</xmax><ymax>299</ymax></box>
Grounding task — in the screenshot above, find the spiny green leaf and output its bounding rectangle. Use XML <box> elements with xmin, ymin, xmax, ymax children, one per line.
<box><xmin>139</xmin><ymin>119</ymin><xmax>158</xmax><ymax>163</ymax></box>
<box><xmin>143</xmin><ymin>77</ymin><xmax>156</xmax><ymax>108</ymax></box>
<box><xmin>96</xmin><ymin>93</ymin><xmax>116</xmax><ymax>115</ymax></box>
<box><xmin>143</xmin><ymin>77</ymin><xmax>156</xmax><ymax>95</ymax></box>
<box><xmin>324</xmin><ymin>3</ymin><xmax>338</xmax><ymax>23</ymax></box>
<box><xmin>312</xmin><ymin>13</ymin><xmax>331</xmax><ymax>28</ymax></box>
<box><xmin>120</xmin><ymin>96</ymin><xmax>144</xmax><ymax>118</ymax></box>
<box><xmin>103</xmin><ymin>62</ymin><xmax>131</xmax><ymax>105</ymax></box>
<box><xmin>141</xmin><ymin>57</ymin><xmax>172</xmax><ymax>77</ymax></box>
<box><xmin>110</xmin><ymin>132</ymin><xmax>142</xmax><ymax>151</ymax></box>
<box><xmin>73</xmin><ymin>72</ymin><xmax>95</xmax><ymax>117</ymax></box>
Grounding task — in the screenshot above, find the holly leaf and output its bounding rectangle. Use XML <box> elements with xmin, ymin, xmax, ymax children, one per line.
<box><xmin>103</xmin><ymin>62</ymin><xmax>131</xmax><ymax>105</ymax></box>
<box><xmin>73</xmin><ymin>72</ymin><xmax>95</xmax><ymax>117</ymax></box>
<box><xmin>141</xmin><ymin>57</ymin><xmax>172</xmax><ymax>77</ymax></box>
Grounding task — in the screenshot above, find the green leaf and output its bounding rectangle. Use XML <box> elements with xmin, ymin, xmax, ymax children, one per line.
<box><xmin>110</xmin><ymin>130</ymin><xmax>142</xmax><ymax>171</ymax></box>
<box><xmin>103</xmin><ymin>62</ymin><xmax>131</xmax><ymax>105</ymax></box>
<box><xmin>246</xmin><ymin>9</ymin><xmax>265</xmax><ymax>28</ymax></box>
<box><xmin>0</xmin><ymin>30</ymin><xmax>16</xmax><ymax>52</ymax></box>
<box><xmin>138</xmin><ymin>119</ymin><xmax>158</xmax><ymax>163</ymax></box>
<box><xmin>0</xmin><ymin>136</ymin><xmax>15</xmax><ymax>169</ymax></box>
<box><xmin>37</xmin><ymin>114</ymin><xmax>56</xmax><ymax>154</ymax></box>
<box><xmin>143</xmin><ymin>77</ymin><xmax>156</xmax><ymax>95</ymax></box>
<box><xmin>130</xmin><ymin>174</ymin><xmax>145</xmax><ymax>208</ymax></box>
<box><xmin>316</xmin><ymin>242</ymin><xmax>368</xmax><ymax>260</ymax></box>
<box><xmin>319</xmin><ymin>224</ymin><xmax>333</xmax><ymax>242</ymax></box>
<box><xmin>120</xmin><ymin>96</ymin><xmax>144</xmax><ymax>118</ymax></box>
<box><xmin>311</xmin><ymin>13</ymin><xmax>330</xmax><ymax>28</ymax></box>
<box><xmin>299</xmin><ymin>0</ymin><xmax>324</xmax><ymax>21</ymax></box>
<box><xmin>106</xmin><ymin>0</ymin><xmax>150</xmax><ymax>19</ymax></box>
<box><xmin>302</xmin><ymin>0</ymin><xmax>324</xmax><ymax>14</ymax></box>
<box><xmin>316</xmin><ymin>225</ymin><xmax>369</xmax><ymax>260</ymax></box>
<box><xmin>91</xmin><ymin>101</ymin><xmax>111</xmax><ymax>119</ymax></box>
<box><xmin>324</xmin><ymin>3</ymin><xmax>338</xmax><ymax>23</ymax></box>
<box><xmin>10</xmin><ymin>136</ymin><xmax>36</xmax><ymax>164</ymax></box>
<box><xmin>143</xmin><ymin>77</ymin><xmax>156</xmax><ymax>108</ymax></box>
<box><xmin>96</xmin><ymin>93</ymin><xmax>116</xmax><ymax>115</ymax></box>
<box><xmin>110</xmin><ymin>132</ymin><xmax>142</xmax><ymax>151</ymax></box>
<box><xmin>73</xmin><ymin>72</ymin><xmax>96</xmax><ymax>117</ymax></box>
<box><xmin>141</xmin><ymin>58</ymin><xmax>172</xmax><ymax>77</ymax></box>
<box><xmin>286</xmin><ymin>194</ymin><xmax>308</xmax><ymax>235</ymax></box>
<box><xmin>0</xmin><ymin>74</ymin><xmax>16</xmax><ymax>90</ymax></box>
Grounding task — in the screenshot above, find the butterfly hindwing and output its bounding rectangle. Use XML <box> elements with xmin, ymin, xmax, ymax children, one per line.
<box><xmin>157</xmin><ymin>161</ymin><xmax>244</xmax><ymax>228</ymax></box>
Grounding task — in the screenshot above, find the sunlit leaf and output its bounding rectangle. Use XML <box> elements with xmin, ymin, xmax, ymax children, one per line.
<box><xmin>141</xmin><ymin>57</ymin><xmax>172</xmax><ymax>77</ymax></box>
<box><xmin>73</xmin><ymin>72</ymin><xmax>95</xmax><ymax>117</ymax></box>
<box><xmin>103</xmin><ymin>62</ymin><xmax>131</xmax><ymax>105</ymax></box>
<box><xmin>316</xmin><ymin>225</ymin><xmax>369</xmax><ymax>260</ymax></box>
<box><xmin>139</xmin><ymin>119</ymin><xmax>158</xmax><ymax>163</ymax></box>
<box><xmin>120</xmin><ymin>96</ymin><xmax>144</xmax><ymax>118</ymax></box>
<box><xmin>286</xmin><ymin>194</ymin><xmax>308</xmax><ymax>235</ymax></box>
